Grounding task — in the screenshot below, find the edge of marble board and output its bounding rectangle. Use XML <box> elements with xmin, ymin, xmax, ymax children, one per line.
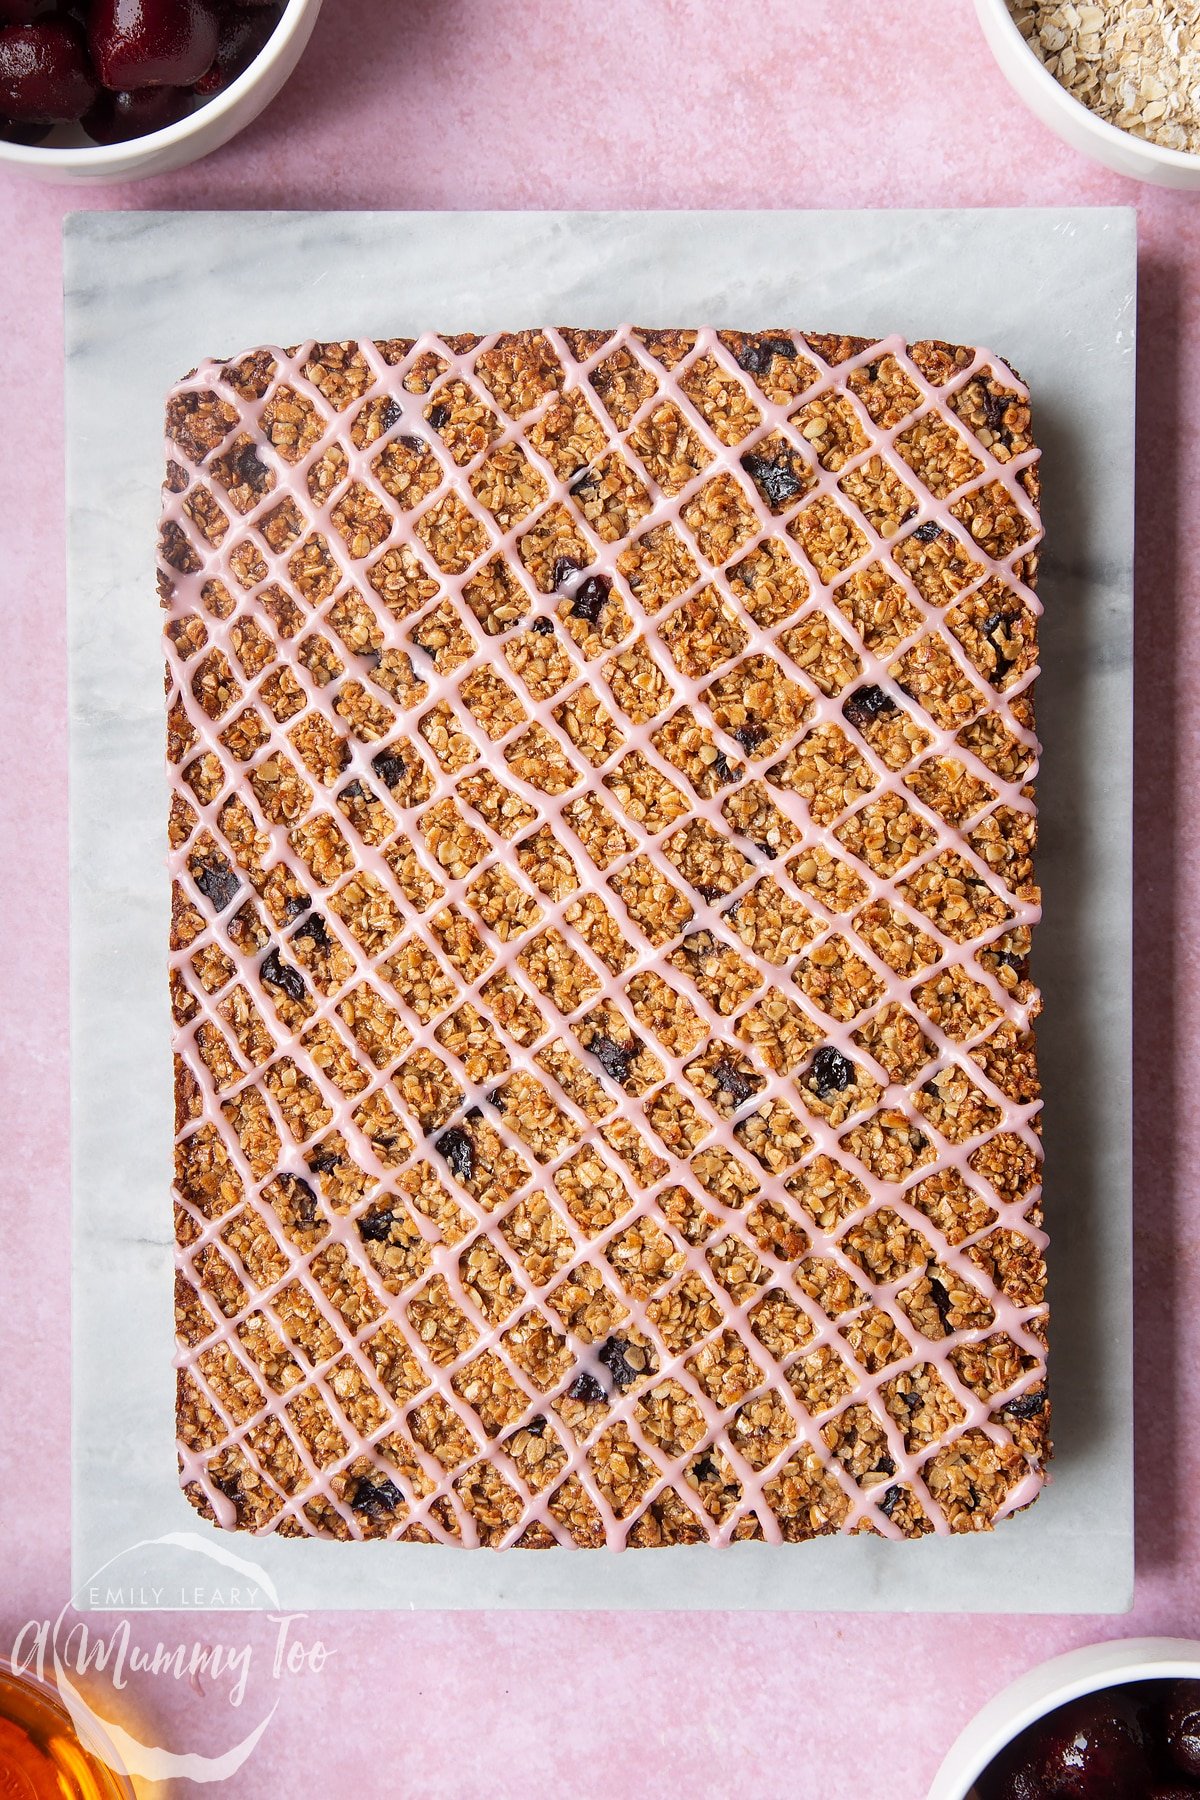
<box><xmin>66</xmin><ymin>209</ymin><xmax>1134</xmax><ymax>1611</ymax></box>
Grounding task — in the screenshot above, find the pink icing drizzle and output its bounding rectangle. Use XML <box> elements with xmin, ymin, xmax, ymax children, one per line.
<box><xmin>162</xmin><ymin>325</ymin><xmax>1046</xmax><ymax>1550</ymax></box>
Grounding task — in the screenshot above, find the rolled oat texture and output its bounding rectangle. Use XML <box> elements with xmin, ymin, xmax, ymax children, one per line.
<box><xmin>1011</xmin><ymin>1</ymin><xmax>1200</xmax><ymax>155</ymax></box>
<box><xmin>162</xmin><ymin>326</ymin><xmax>1048</xmax><ymax>1549</ymax></box>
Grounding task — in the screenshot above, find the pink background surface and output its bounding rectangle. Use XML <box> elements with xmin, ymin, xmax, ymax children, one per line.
<box><xmin>0</xmin><ymin>1</ymin><xmax>1192</xmax><ymax>1793</ymax></box>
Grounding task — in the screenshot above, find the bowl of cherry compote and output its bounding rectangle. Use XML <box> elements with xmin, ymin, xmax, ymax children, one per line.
<box><xmin>930</xmin><ymin>1640</ymin><xmax>1200</xmax><ymax>1800</ymax></box>
<box><xmin>0</xmin><ymin>0</ymin><xmax>322</xmax><ymax>180</ymax></box>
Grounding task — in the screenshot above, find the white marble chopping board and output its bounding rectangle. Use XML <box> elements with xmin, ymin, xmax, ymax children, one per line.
<box><xmin>65</xmin><ymin>208</ymin><xmax>1135</xmax><ymax>1612</ymax></box>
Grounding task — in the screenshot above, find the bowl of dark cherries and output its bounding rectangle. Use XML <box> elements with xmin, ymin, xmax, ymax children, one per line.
<box><xmin>0</xmin><ymin>0</ymin><xmax>321</xmax><ymax>180</ymax></box>
<box><xmin>930</xmin><ymin>1641</ymin><xmax>1200</xmax><ymax>1800</ymax></box>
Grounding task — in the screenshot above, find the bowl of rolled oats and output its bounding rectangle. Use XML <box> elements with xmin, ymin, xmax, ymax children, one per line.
<box><xmin>975</xmin><ymin>0</ymin><xmax>1200</xmax><ymax>187</ymax></box>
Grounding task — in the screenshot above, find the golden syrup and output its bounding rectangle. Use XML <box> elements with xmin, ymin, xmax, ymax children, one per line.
<box><xmin>0</xmin><ymin>1664</ymin><xmax>131</xmax><ymax>1800</ymax></box>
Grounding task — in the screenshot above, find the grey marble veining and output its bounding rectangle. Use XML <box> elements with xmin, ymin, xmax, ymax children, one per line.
<box><xmin>65</xmin><ymin>209</ymin><xmax>1136</xmax><ymax>1612</ymax></box>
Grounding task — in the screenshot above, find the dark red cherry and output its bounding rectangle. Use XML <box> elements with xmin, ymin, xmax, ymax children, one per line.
<box><xmin>982</xmin><ymin>1691</ymin><xmax>1154</xmax><ymax>1800</ymax></box>
<box><xmin>193</xmin><ymin>1</ymin><xmax>280</xmax><ymax>94</ymax></box>
<box><xmin>81</xmin><ymin>81</ymin><xmax>193</xmax><ymax>140</ymax></box>
<box><xmin>1033</xmin><ymin>1692</ymin><xmax>1150</xmax><ymax>1798</ymax></box>
<box><xmin>88</xmin><ymin>0</ymin><xmax>219</xmax><ymax>90</ymax></box>
<box><xmin>0</xmin><ymin>19</ymin><xmax>96</xmax><ymax>120</ymax></box>
<box><xmin>983</xmin><ymin>1765</ymin><xmax>1041</xmax><ymax>1800</ymax></box>
<box><xmin>1163</xmin><ymin>1682</ymin><xmax>1200</xmax><ymax>1781</ymax></box>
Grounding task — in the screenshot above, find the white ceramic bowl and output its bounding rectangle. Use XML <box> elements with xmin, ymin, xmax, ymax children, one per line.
<box><xmin>929</xmin><ymin>1636</ymin><xmax>1200</xmax><ymax>1799</ymax></box>
<box><xmin>974</xmin><ymin>0</ymin><xmax>1200</xmax><ymax>188</ymax></box>
<box><xmin>0</xmin><ymin>0</ymin><xmax>323</xmax><ymax>184</ymax></box>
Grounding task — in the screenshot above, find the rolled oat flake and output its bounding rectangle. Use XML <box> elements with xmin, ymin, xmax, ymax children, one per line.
<box><xmin>1010</xmin><ymin>0</ymin><xmax>1200</xmax><ymax>153</ymax></box>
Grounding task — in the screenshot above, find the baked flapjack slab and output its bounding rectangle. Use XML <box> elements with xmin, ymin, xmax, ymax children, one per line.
<box><xmin>163</xmin><ymin>326</ymin><xmax>1048</xmax><ymax>1550</ymax></box>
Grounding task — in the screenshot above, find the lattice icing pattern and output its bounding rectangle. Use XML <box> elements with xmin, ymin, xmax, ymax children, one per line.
<box><xmin>162</xmin><ymin>327</ymin><xmax>1048</xmax><ymax>1550</ymax></box>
